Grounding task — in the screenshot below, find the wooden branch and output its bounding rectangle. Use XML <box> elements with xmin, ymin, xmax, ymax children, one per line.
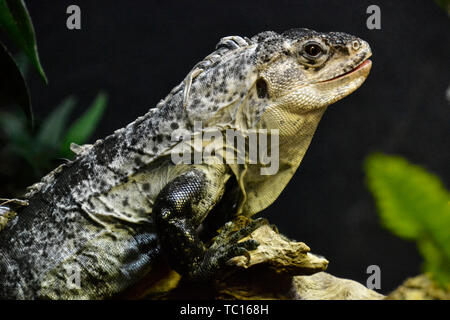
<box><xmin>130</xmin><ymin>217</ymin><xmax>384</xmax><ymax>300</ymax></box>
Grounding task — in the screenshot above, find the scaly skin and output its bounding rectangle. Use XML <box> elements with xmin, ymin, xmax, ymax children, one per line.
<box><xmin>0</xmin><ymin>28</ymin><xmax>371</xmax><ymax>299</ymax></box>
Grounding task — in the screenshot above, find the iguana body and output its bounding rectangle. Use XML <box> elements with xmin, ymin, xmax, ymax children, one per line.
<box><xmin>0</xmin><ymin>28</ymin><xmax>372</xmax><ymax>299</ymax></box>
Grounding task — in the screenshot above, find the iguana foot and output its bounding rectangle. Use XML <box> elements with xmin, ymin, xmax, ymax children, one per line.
<box><xmin>189</xmin><ymin>217</ymin><xmax>267</xmax><ymax>280</ymax></box>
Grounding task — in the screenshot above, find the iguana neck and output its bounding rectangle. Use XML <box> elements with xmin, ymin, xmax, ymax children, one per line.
<box><xmin>236</xmin><ymin>106</ymin><xmax>327</xmax><ymax>216</ymax></box>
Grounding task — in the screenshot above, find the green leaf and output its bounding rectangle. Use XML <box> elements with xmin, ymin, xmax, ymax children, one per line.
<box><xmin>14</xmin><ymin>51</ymin><xmax>30</xmax><ymax>78</ymax></box>
<box><xmin>0</xmin><ymin>110</ymin><xmax>38</xmax><ymax>171</ymax></box>
<box><xmin>0</xmin><ymin>41</ymin><xmax>32</xmax><ymax>124</ymax></box>
<box><xmin>419</xmin><ymin>239</ymin><xmax>450</xmax><ymax>287</ymax></box>
<box><xmin>0</xmin><ymin>110</ymin><xmax>28</xmax><ymax>143</ymax></box>
<box><xmin>365</xmin><ymin>153</ymin><xmax>450</xmax><ymax>287</ymax></box>
<box><xmin>0</xmin><ymin>0</ymin><xmax>47</xmax><ymax>83</ymax></box>
<box><xmin>36</xmin><ymin>96</ymin><xmax>77</xmax><ymax>150</ymax></box>
<box><xmin>61</xmin><ymin>92</ymin><xmax>108</xmax><ymax>157</ymax></box>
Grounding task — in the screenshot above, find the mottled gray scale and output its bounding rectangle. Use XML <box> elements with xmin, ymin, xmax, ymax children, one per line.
<box><xmin>187</xmin><ymin>48</ymin><xmax>259</xmax><ymax>126</ymax></box>
<box><xmin>0</xmin><ymin>200</ymin><xmax>99</xmax><ymax>298</ymax></box>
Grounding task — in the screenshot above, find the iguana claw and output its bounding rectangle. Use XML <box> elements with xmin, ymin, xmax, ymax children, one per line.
<box><xmin>191</xmin><ymin>218</ymin><xmax>266</xmax><ymax>279</ymax></box>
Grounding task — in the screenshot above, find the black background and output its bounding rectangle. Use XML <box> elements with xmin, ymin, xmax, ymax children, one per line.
<box><xmin>13</xmin><ymin>0</ymin><xmax>450</xmax><ymax>294</ymax></box>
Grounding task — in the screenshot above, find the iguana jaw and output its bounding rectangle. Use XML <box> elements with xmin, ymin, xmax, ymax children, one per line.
<box><xmin>269</xmin><ymin>56</ymin><xmax>371</xmax><ymax>113</ymax></box>
<box><xmin>318</xmin><ymin>58</ymin><xmax>372</xmax><ymax>84</ymax></box>
<box><xmin>310</xmin><ymin>55</ymin><xmax>372</xmax><ymax>108</ymax></box>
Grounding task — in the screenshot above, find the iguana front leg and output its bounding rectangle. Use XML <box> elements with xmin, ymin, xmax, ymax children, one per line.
<box><xmin>153</xmin><ymin>167</ymin><xmax>262</xmax><ymax>280</ymax></box>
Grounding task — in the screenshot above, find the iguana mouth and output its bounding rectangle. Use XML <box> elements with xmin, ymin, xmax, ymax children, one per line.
<box><xmin>320</xmin><ymin>59</ymin><xmax>372</xmax><ymax>83</ymax></box>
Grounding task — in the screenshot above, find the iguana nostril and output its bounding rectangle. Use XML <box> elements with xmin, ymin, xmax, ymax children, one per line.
<box><xmin>352</xmin><ymin>40</ymin><xmax>360</xmax><ymax>51</ymax></box>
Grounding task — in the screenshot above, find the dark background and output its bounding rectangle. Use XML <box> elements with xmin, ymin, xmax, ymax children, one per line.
<box><xmin>13</xmin><ymin>0</ymin><xmax>450</xmax><ymax>294</ymax></box>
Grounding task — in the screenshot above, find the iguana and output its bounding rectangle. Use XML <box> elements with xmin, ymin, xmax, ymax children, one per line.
<box><xmin>0</xmin><ymin>28</ymin><xmax>372</xmax><ymax>299</ymax></box>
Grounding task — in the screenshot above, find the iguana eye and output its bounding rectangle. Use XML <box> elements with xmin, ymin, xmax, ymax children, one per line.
<box><xmin>298</xmin><ymin>41</ymin><xmax>328</xmax><ymax>66</ymax></box>
<box><xmin>303</xmin><ymin>43</ymin><xmax>323</xmax><ymax>58</ymax></box>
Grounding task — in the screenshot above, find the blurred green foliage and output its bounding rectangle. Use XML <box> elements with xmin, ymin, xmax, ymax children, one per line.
<box><xmin>0</xmin><ymin>42</ymin><xmax>31</xmax><ymax>123</ymax></box>
<box><xmin>61</xmin><ymin>93</ymin><xmax>108</xmax><ymax>157</ymax></box>
<box><xmin>0</xmin><ymin>0</ymin><xmax>47</xmax><ymax>125</ymax></box>
<box><xmin>365</xmin><ymin>153</ymin><xmax>450</xmax><ymax>289</ymax></box>
<box><xmin>0</xmin><ymin>92</ymin><xmax>107</xmax><ymax>176</ymax></box>
<box><xmin>0</xmin><ymin>3</ymin><xmax>107</xmax><ymax>196</ymax></box>
<box><xmin>0</xmin><ymin>0</ymin><xmax>46</xmax><ymax>82</ymax></box>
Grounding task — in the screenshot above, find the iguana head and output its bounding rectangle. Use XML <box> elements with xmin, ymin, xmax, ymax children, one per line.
<box><xmin>253</xmin><ymin>28</ymin><xmax>372</xmax><ymax>112</ymax></box>
<box><xmin>179</xmin><ymin>28</ymin><xmax>372</xmax><ymax>215</ymax></box>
